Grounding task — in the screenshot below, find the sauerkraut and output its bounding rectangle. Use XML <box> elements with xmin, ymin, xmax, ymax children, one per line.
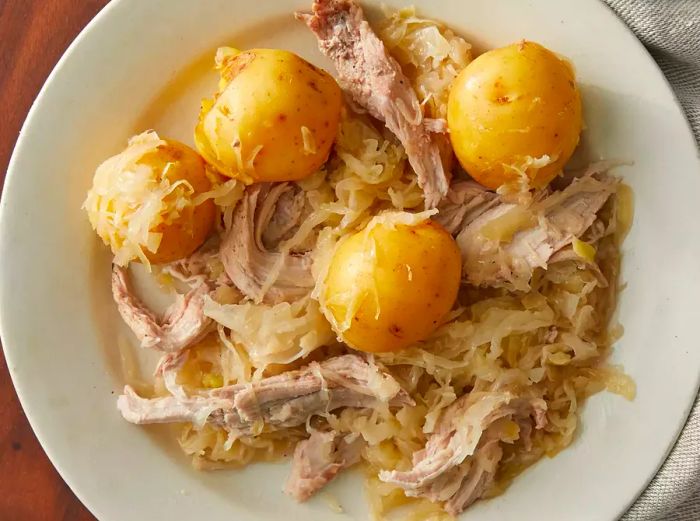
<box><xmin>84</xmin><ymin>131</ymin><xmax>230</xmax><ymax>266</ymax></box>
<box><xmin>105</xmin><ymin>6</ymin><xmax>633</xmax><ymax>521</ymax></box>
<box><xmin>84</xmin><ymin>131</ymin><xmax>183</xmax><ymax>265</ymax></box>
<box><xmin>202</xmin><ymin>295</ymin><xmax>334</xmax><ymax>371</ymax></box>
<box><xmin>378</xmin><ymin>7</ymin><xmax>472</xmax><ymax>120</ymax></box>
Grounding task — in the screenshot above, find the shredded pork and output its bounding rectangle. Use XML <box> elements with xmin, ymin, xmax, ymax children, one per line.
<box><xmin>118</xmin><ymin>354</ymin><xmax>413</xmax><ymax>436</ymax></box>
<box><xmin>100</xmin><ymin>5</ymin><xmax>630</xmax><ymax>518</ymax></box>
<box><xmin>297</xmin><ymin>0</ymin><xmax>449</xmax><ymax>208</ymax></box>
<box><xmin>111</xmin><ymin>265</ymin><xmax>213</xmax><ymax>352</ymax></box>
<box><xmin>285</xmin><ymin>429</ymin><xmax>364</xmax><ymax>501</ymax></box>
<box><xmin>220</xmin><ymin>183</ymin><xmax>314</xmax><ymax>304</ymax></box>
<box><xmin>379</xmin><ymin>392</ymin><xmax>547</xmax><ymax>514</ymax></box>
<box><xmin>436</xmin><ymin>180</ymin><xmax>500</xmax><ymax>235</ymax></box>
<box><xmin>155</xmin><ymin>350</ymin><xmax>189</xmax><ymax>399</ymax></box>
<box><xmin>161</xmin><ymin>245</ymin><xmax>231</xmax><ymax>287</ymax></box>
<box><xmin>443</xmin><ymin>171</ymin><xmax>617</xmax><ymax>291</ymax></box>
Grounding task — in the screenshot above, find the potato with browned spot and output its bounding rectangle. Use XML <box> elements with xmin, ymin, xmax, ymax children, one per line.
<box><xmin>448</xmin><ymin>41</ymin><xmax>582</xmax><ymax>190</ymax></box>
<box><xmin>321</xmin><ymin>215</ymin><xmax>462</xmax><ymax>353</ymax></box>
<box><xmin>195</xmin><ymin>48</ymin><xmax>342</xmax><ymax>183</ymax></box>
<box><xmin>84</xmin><ymin>131</ymin><xmax>216</xmax><ymax>266</ymax></box>
<box><xmin>136</xmin><ymin>140</ymin><xmax>216</xmax><ymax>264</ymax></box>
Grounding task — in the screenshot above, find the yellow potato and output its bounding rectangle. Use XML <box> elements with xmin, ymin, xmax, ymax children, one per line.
<box><xmin>322</xmin><ymin>219</ymin><xmax>461</xmax><ymax>352</ymax></box>
<box><xmin>447</xmin><ymin>41</ymin><xmax>582</xmax><ymax>190</ymax></box>
<box><xmin>85</xmin><ymin>131</ymin><xmax>218</xmax><ymax>266</ymax></box>
<box><xmin>137</xmin><ymin>140</ymin><xmax>216</xmax><ymax>264</ymax></box>
<box><xmin>195</xmin><ymin>48</ymin><xmax>342</xmax><ymax>183</ymax></box>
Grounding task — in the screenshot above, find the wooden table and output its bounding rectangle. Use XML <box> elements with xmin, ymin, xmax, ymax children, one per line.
<box><xmin>0</xmin><ymin>2</ymin><xmax>107</xmax><ymax>519</ymax></box>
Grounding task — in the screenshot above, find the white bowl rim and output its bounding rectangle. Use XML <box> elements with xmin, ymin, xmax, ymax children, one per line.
<box><xmin>1</xmin><ymin>1</ymin><xmax>699</xmax><ymax>520</ymax></box>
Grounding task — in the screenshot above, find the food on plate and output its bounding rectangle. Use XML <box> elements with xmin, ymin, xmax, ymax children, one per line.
<box><xmin>118</xmin><ymin>354</ymin><xmax>413</xmax><ymax>432</ymax></box>
<box><xmin>195</xmin><ymin>48</ymin><xmax>342</xmax><ymax>183</ymax></box>
<box><xmin>84</xmin><ymin>0</ymin><xmax>634</xmax><ymax>518</ymax></box>
<box><xmin>448</xmin><ymin>41</ymin><xmax>583</xmax><ymax>190</ymax></box>
<box><xmin>440</xmin><ymin>164</ymin><xmax>617</xmax><ymax>290</ymax></box>
<box><xmin>219</xmin><ymin>183</ymin><xmax>315</xmax><ymax>304</ymax></box>
<box><xmin>285</xmin><ymin>427</ymin><xmax>365</xmax><ymax>501</ymax></box>
<box><xmin>298</xmin><ymin>0</ymin><xmax>451</xmax><ymax>208</ymax></box>
<box><xmin>112</xmin><ymin>264</ymin><xmax>214</xmax><ymax>352</ymax></box>
<box><xmin>322</xmin><ymin>213</ymin><xmax>461</xmax><ymax>352</ymax></box>
<box><xmin>83</xmin><ymin>131</ymin><xmax>216</xmax><ymax>265</ymax></box>
<box><xmin>379</xmin><ymin>391</ymin><xmax>547</xmax><ymax>515</ymax></box>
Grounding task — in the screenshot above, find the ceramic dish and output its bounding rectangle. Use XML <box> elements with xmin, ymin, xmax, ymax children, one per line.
<box><xmin>1</xmin><ymin>1</ymin><xmax>699</xmax><ymax>520</ymax></box>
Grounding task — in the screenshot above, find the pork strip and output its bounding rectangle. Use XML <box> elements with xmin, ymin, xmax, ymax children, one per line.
<box><xmin>220</xmin><ymin>183</ymin><xmax>313</xmax><ymax>304</ymax></box>
<box><xmin>450</xmin><ymin>172</ymin><xmax>616</xmax><ymax>290</ymax></box>
<box><xmin>285</xmin><ymin>429</ymin><xmax>364</xmax><ymax>501</ymax></box>
<box><xmin>111</xmin><ymin>265</ymin><xmax>213</xmax><ymax>352</ymax></box>
<box><xmin>379</xmin><ymin>391</ymin><xmax>546</xmax><ymax>513</ymax></box>
<box><xmin>118</xmin><ymin>354</ymin><xmax>413</xmax><ymax>436</ymax></box>
<box><xmin>297</xmin><ymin>0</ymin><xmax>449</xmax><ymax>207</ymax></box>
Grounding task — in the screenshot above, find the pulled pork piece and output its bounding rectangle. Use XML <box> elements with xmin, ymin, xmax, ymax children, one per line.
<box><xmin>452</xmin><ymin>172</ymin><xmax>616</xmax><ymax>291</ymax></box>
<box><xmin>220</xmin><ymin>183</ymin><xmax>314</xmax><ymax>304</ymax></box>
<box><xmin>444</xmin><ymin>437</ymin><xmax>503</xmax><ymax>515</ymax></box>
<box><xmin>436</xmin><ymin>180</ymin><xmax>499</xmax><ymax>235</ymax></box>
<box><xmin>118</xmin><ymin>385</ymin><xmax>224</xmax><ymax>426</ymax></box>
<box><xmin>549</xmin><ymin>245</ymin><xmax>608</xmax><ymax>287</ymax></box>
<box><xmin>155</xmin><ymin>350</ymin><xmax>189</xmax><ymax>399</ymax></box>
<box><xmin>379</xmin><ymin>392</ymin><xmax>546</xmax><ymax>514</ymax></box>
<box><xmin>297</xmin><ymin>0</ymin><xmax>449</xmax><ymax>208</ymax></box>
<box><xmin>118</xmin><ymin>354</ymin><xmax>413</xmax><ymax>436</ymax></box>
<box><xmin>285</xmin><ymin>430</ymin><xmax>364</xmax><ymax>501</ymax></box>
<box><xmin>111</xmin><ymin>265</ymin><xmax>213</xmax><ymax>352</ymax></box>
<box><xmin>161</xmin><ymin>244</ymin><xmax>231</xmax><ymax>287</ymax></box>
<box><xmin>261</xmin><ymin>184</ymin><xmax>307</xmax><ymax>247</ymax></box>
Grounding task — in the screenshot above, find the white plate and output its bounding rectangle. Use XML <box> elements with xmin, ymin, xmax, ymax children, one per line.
<box><xmin>1</xmin><ymin>0</ymin><xmax>699</xmax><ymax>520</ymax></box>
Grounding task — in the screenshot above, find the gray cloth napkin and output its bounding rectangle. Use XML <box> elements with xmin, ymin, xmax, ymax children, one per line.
<box><xmin>602</xmin><ymin>1</ymin><xmax>700</xmax><ymax>520</ymax></box>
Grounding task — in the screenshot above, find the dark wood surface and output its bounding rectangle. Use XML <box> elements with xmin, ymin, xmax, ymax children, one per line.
<box><xmin>0</xmin><ymin>2</ymin><xmax>107</xmax><ymax>519</ymax></box>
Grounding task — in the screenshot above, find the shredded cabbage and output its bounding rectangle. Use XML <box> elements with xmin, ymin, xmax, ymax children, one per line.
<box><xmin>378</xmin><ymin>7</ymin><xmax>472</xmax><ymax>119</ymax></box>
<box><xmin>117</xmin><ymin>8</ymin><xmax>633</xmax><ymax>521</ymax></box>
<box><xmin>301</xmin><ymin>126</ymin><xmax>317</xmax><ymax>155</ymax></box>
<box><xmin>202</xmin><ymin>295</ymin><xmax>334</xmax><ymax>372</ymax></box>
<box><xmin>83</xmin><ymin>130</ymin><xmax>234</xmax><ymax>267</ymax></box>
<box><xmin>84</xmin><ymin>131</ymin><xmax>186</xmax><ymax>266</ymax></box>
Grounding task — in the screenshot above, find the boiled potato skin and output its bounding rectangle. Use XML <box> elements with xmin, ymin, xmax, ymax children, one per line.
<box><xmin>138</xmin><ymin>140</ymin><xmax>216</xmax><ymax>264</ymax></box>
<box><xmin>323</xmin><ymin>220</ymin><xmax>462</xmax><ymax>353</ymax></box>
<box><xmin>447</xmin><ymin>41</ymin><xmax>582</xmax><ymax>190</ymax></box>
<box><xmin>196</xmin><ymin>48</ymin><xmax>342</xmax><ymax>183</ymax></box>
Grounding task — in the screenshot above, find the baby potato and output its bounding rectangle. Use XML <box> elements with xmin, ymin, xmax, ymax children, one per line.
<box><xmin>195</xmin><ymin>48</ymin><xmax>342</xmax><ymax>183</ymax></box>
<box><xmin>84</xmin><ymin>131</ymin><xmax>216</xmax><ymax>266</ymax></box>
<box><xmin>322</xmin><ymin>218</ymin><xmax>461</xmax><ymax>353</ymax></box>
<box><xmin>137</xmin><ymin>140</ymin><xmax>216</xmax><ymax>264</ymax></box>
<box><xmin>447</xmin><ymin>41</ymin><xmax>582</xmax><ymax>190</ymax></box>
